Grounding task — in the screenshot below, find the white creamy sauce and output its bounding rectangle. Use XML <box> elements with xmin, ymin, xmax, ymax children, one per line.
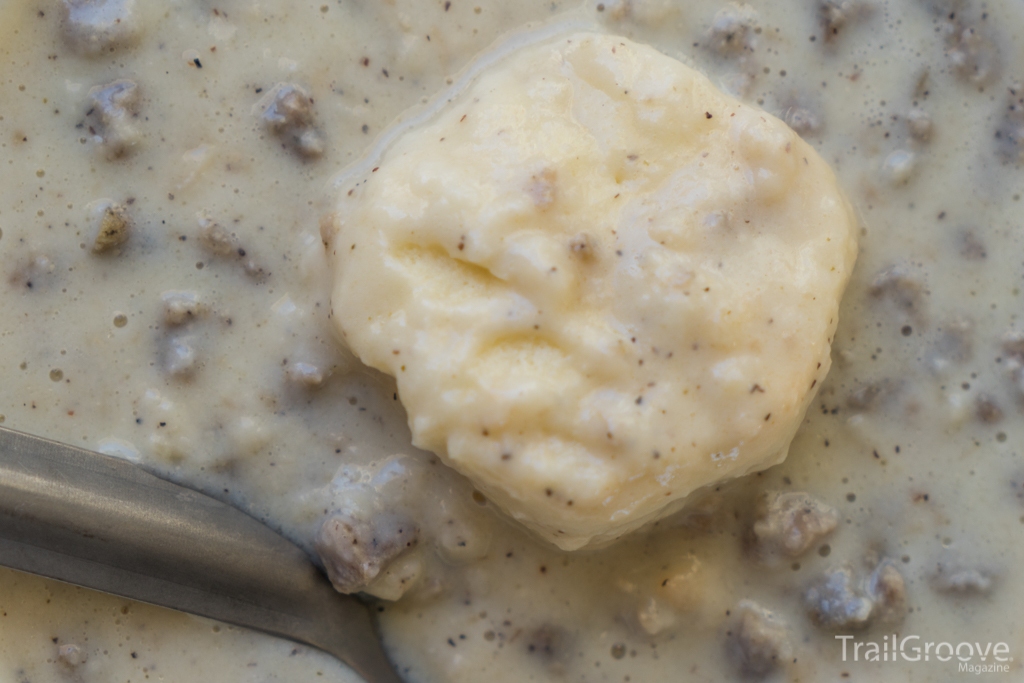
<box><xmin>1</xmin><ymin>0</ymin><xmax>1022</xmax><ymax>682</ymax></box>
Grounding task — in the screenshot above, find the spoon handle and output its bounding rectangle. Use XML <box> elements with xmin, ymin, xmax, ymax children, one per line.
<box><xmin>0</xmin><ymin>426</ymin><xmax>402</xmax><ymax>683</ymax></box>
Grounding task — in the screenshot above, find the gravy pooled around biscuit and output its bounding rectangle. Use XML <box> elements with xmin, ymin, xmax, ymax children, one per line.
<box><xmin>325</xmin><ymin>33</ymin><xmax>858</xmax><ymax>550</ymax></box>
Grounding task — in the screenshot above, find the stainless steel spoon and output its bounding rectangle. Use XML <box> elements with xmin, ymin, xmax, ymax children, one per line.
<box><xmin>0</xmin><ymin>425</ymin><xmax>403</xmax><ymax>683</ymax></box>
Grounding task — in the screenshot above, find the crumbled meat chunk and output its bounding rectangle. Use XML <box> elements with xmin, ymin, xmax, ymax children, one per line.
<box><xmin>362</xmin><ymin>551</ymin><xmax>424</xmax><ymax>601</ymax></box>
<box><xmin>597</xmin><ymin>0</ymin><xmax>679</xmax><ymax>25</ymax></box>
<box><xmin>656</xmin><ymin>554</ymin><xmax>705</xmax><ymax>612</ymax></box>
<box><xmin>1001</xmin><ymin>331</ymin><xmax>1024</xmax><ymax>398</ymax></box>
<box><xmin>702</xmin><ymin>4</ymin><xmax>759</xmax><ymax>95</ymax></box>
<box><xmin>316</xmin><ymin>456</ymin><xmax>424</xmax><ymax>595</ymax></box>
<box><xmin>133</xmin><ymin>388</ymin><xmax>200</xmax><ymax>464</ymax></box>
<box><xmin>57</xmin><ymin>643</ymin><xmax>88</xmax><ymax>668</ymax></box>
<box><xmin>784</xmin><ymin>105</ymin><xmax>822</xmax><ymax>136</ymax></box>
<box><xmin>957</xmin><ymin>229</ymin><xmax>987</xmax><ymax>260</ymax></box>
<box><xmin>1003</xmin><ymin>332</ymin><xmax>1024</xmax><ymax>362</ymax></box>
<box><xmin>675</xmin><ymin>489</ymin><xmax>728</xmax><ymax>532</ymax></box>
<box><xmin>636</xmin><ymin>596</ymin><xmax>676</xmax><ymax>635</ymax></box>
<box><xmin>846</xmin><ymin>378</ymin><xmax>899</xmax><ymax>411</ymax></box>
<box><xmin>942</xmin><ymin>19</ymin><xmax>1000</xmax><ymax>86</ymax></box>
<box><xmin>806</xmin><ymin>560</ymin><xmax>908</xmax><ymax>631</ymax></box>
<box><xmin>61</xmin><ymin>0</ymin><xmax>141</xmax><ymax>56</ymax></box>
<box><xmin>881</xmin><ymin>149</ymin><xmax>917</xmax><ymax>185</ymax></box>
<box><xmin>906</xmin><ymin>108</ymin><xmax>934</xmax><ymax>143</ymax></box>
<box><xmin>725</xmin><ymin>601</ymin><xmax>791</xmax><ymax>679</ymax></box>
<box><xmin>161</xmin><ymin>290</ymin><xmax>207</xmax><ymax>326</ymax></box>
<box><xmin>974</xmin><ymin>393</ymin><xmax>1004</xmax><ymax>424</ymax></box>
<box><xmin>244</xmin><ymin>260</ymin><xmax>268</xmax><ymax>281</ymax></box>
<box><xmin>196</xmin><ymin>214</ymin><xmax>268</xmax><ymax>282</ymax></box>
<box><xmin>1013</xmin><ymin>474</ymin><xmax>1024</xmax><ymax>506</ymax></box>
<box><xmin>931</xmin><ymin>564</ymin><xmax>995</xmax><ymax>596</ymax></box>
<box><xmin>705</xmin><ymin>4</ymin><xmax>759</xmax><ymax>56</ymax></box>
<box><xmin>315</xmin><ymin>510</ymin><xmax>419</xmax><ymax>594</ymax></box>
<box><xmin>258</xmin><ymin>83</ymin><xmax>325</xmax><ymax>160</ymax></box>
<box><xmin>927</xmin><ymin>317</ymin><xmax>973</xmax><ymax>372</ymax></box>
<box><xmin>85</xmin><ymin>79</ymin><xmax>142</xmax><ymax>159</ymax></box>
<box><xmin>817</xmin><ymin>0</ymin><xmax>869</xmax><ymax>43</ymax></box>
<box><xmin>285</xmin><ymin>361</ymin><xmax>325</xmax><ymax>387</ymax></box>
<box><xmin>779</xmin><ymin>90</ymin><xmax>824</xmax><ymax>136</ymax></box>
<box><xmin>90</xmin><ymin>201</ymin><xmax>131</xmax><ymax>253</ymax></box>
<box><xmin>920</xmin><ymin>1</ymin><xmax>999</xmax><ymax>86</ymax></box>
<box><xmin>995</xmin><ymin>84</ymin><xmax>1024</xmax><ymax>163</ymax></box>
<box><xmin>163</xmin><ymin>334</ymin><xmax>199</xmax><ymax>377</ymax></box>
<box><xmin>8</xmin><ymin>253</ymin><xmax>56</xmax><ymax>290</ymax></box>
<box><xmin>752</xmin><ymin>491</ymin><xmax>838</xmax><ymax>560</ymax></box>
<box><xmin>526</xmin><ymin>624</ymin><xmax>573</xmax><ymax>667</ymax></box>
<box><xmin>869</xmin><ymin>264</ymin><xmax>926</xmax><ymax>323</ymax></box>
<box><xmin>804</xmin><ymin>567</ymin><xmax>874</xmax><ymax>631</ymax></box>
<box><xmin>197</xmin><ymin>217</ymin><xmax>238</xmax><ymax>257</ymax></box>
<box><xmin>867</xmin><ymin>560</ymin><xmax>908</xmax><ymax>625</ymax></box>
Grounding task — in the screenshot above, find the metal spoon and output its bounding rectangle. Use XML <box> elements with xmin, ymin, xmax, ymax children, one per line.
<box><xmin>0</xmin><ymin>425</ymin><xmax>403</xmax><ymax>683</ymax></box>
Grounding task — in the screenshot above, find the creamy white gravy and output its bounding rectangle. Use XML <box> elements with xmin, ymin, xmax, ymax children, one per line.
<box><xmin>1</xmin><ymin>0</ymin><xmax>1022</xmax><ymax>682</ymax></box>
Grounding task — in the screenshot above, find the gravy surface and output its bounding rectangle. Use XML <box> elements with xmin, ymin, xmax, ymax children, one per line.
<box><xmin>1</xmin><ymin>0</ymin><xmax>1022</xmax><ymax>681</ymax></box>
